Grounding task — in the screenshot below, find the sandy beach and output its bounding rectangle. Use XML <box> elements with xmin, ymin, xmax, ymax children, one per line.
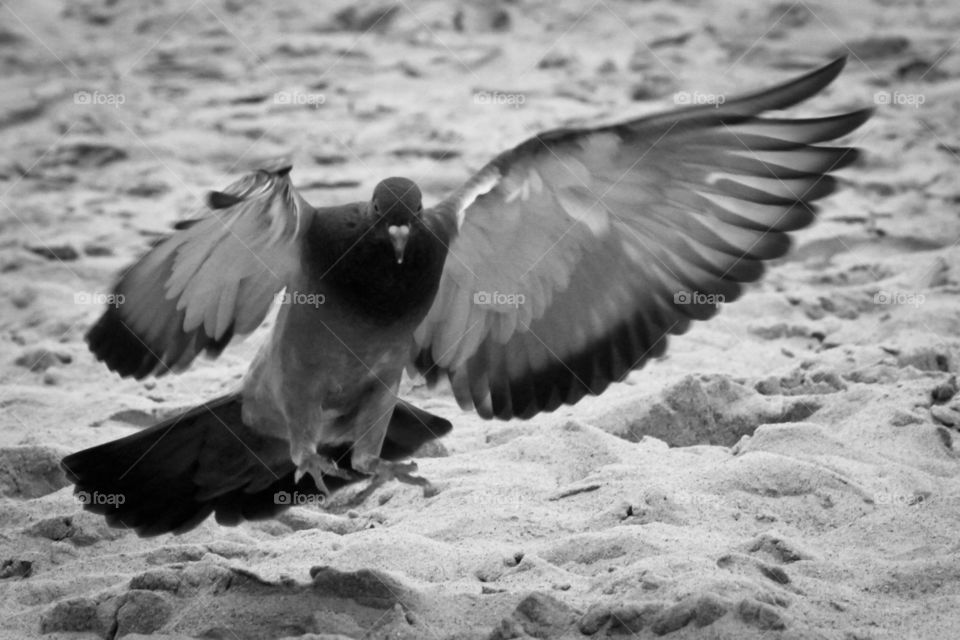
<box><xmin>2</xmin><ymin>0</ymin><xmax>960</xmax><ymax>638</ymax></box>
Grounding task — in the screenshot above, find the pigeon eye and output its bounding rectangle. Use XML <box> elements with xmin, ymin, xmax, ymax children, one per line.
<box><xmin>373</xmin><ymin>202</ymin><xmax>380</xmax><ymax>213</ymax></box>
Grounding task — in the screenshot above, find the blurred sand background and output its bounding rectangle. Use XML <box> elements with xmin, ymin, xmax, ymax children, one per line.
<box><xmin>2</xmin><ymin>0</ymin><xmax>960</xmax><ymax>638</ymax></box>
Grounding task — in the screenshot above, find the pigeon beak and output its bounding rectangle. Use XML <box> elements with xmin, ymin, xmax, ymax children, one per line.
<box><xmin>387</xmin><ymin>224</ymin><xmax>410</xmax><ymax>264</ymax></box>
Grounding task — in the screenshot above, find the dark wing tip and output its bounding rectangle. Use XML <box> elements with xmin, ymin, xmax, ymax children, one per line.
<box><xmin>172</xmin><ymin>218</ymin><xmax>202</xmax><ymax>231</ymax></box>
<box><xmin>839</xmin><ymin>106</ymin><xmax>875</xmax><ymax>134</ymax></box>
<box><xmin>773</xmin><ymin>55</ymin><xmax>849</xmax><ymax>100</ymax></box>
<box><xmin>829</xmin><ymin>146</ymin><xmax>862</xmax><ymax>171</ymax></box>
<box><xmin>207</xmin><ymin>190</ymin><xmax>245</xmax><ymax>210</ymax></box>
<box><xmin>479</xmin><ymin>312</ymin><xmax>679</xmax><ymax>421</ymax></box>
<box><xmin>206</xmin><ymin>160</ymin><xmax>293</xmax><ymax>211</ymax></box>
<box><xmin>256</xmin><ymin>157</ymin><xmax>293</xmax><ymax>176</ymax></box>
<box><xmin>86</xmin><ymin>301</ymin><xmax>232</xmax><ymax>380</ymax></box>
<box><xmin>819</xmin><ymin>55</ymin><xmax>848</xmax><ymax>80</ymax></box>
<box><xmin>85</xmin><ymin>304</ymin><xmax>166</xmax><ymax>379</ymax></box>
<box><xmin>718</xmin><ymin>56</ymin><xmax>850</xmax><ymax>115</ymax></box>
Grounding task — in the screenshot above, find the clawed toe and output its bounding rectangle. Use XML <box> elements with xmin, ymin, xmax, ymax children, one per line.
<box><xmin>390</xmin><ymin>462</ymin><xmax>431</xmax><ymax>488</ymax></box>
<box><xmin>293</xmin><ymin>452</ymin><xmax>355</xmax><ymax>489</ymax></box>
<box><xmin>351</xmin><ymin>457</ymin><xmax>437</xmax><ymax>500</ymax></box>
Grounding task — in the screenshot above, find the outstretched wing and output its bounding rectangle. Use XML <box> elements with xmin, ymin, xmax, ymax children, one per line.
<box><xmin>88</xmin><ymin>161</ymin><xmax>310</xmax><ymax>379</ymax></box>
<box><xmin>413</xmin><ymin>57</ymin><xmax>871</xmax><ymax>419</ymax></box>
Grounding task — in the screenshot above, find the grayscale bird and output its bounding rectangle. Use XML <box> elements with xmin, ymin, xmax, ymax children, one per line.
<box><xmin>63</xmin><ymin>57</ymin><xmax>871</xmax><ymax>536</ymax></box>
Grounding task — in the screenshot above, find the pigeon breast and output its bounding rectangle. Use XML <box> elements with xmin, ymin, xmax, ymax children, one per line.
<box><xmin>303</xmin><ymin>207</ymin><xmax>451</xmax><ymax>325</ymax></box>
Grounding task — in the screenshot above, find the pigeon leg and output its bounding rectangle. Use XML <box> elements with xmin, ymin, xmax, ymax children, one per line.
<box><xmin>351</xmin><ymin>385</ymin><xmax>437</xmax><ymax>496</ymax></box>
<box><xmin>291</xmin><ymin>450</ymin><xmax>354</xmax><ymax>487</ymax></box>
<box><xmin>241</xmin><ymin>358</ymin><xmax>354</xmax><ymax>490</ymax></box>
<box><xmin>289</xmin><ymin>429</ymin><xmax>355</xmax><ymax>491</ymax></box>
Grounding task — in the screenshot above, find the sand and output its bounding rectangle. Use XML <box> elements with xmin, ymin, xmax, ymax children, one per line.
<box><xmin>2</xmin><ymin>0</ymin><xmax>960</xmax><ymax>638</ymax></box>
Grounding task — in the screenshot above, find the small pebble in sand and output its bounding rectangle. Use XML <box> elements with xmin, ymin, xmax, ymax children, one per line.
<box><xmin>13</xmin><ymin>347</ymin><xmax>72</xmax><ymax>372</ymax></box>
<box><xmin>26</xmin><ymin>244</ymin><xmax>80</xmax><ymax>261</ymax></box>
<box><xmin>491</xmin><ymin>592</ymin><xmax>579</xmax><ymax>639</ymax></box>
<box><xmin>39</xmin><ymin>597</ymin><xmax>108</xmax><ymax>635</ymax></box>
<box><xmin>651</xmin><ymin>593</ymin><xmax>730</xmax><ymax>634</ymax></box>
<box><xmin>931</xmin><ymin>405</ymin><xmax>960</xmax><ymax>427</ymax></box>
<box><xmin>115</xmin><ymin>590</ymin><xmax>174</xmax><ymax>637</ymax></box>
<box><xmin>931</xmin><ymin>376</ymin><xmax>958</xmax><ymax>404</ymax></box>
<box><xmin>737</xmin><ymin>597</ymin><xmax>789</xmax><ymax>630</ymax></box>
<box><xmin>10</xmin><ymin>287</ymin><xmax>37</xmax><ymax>308</ymax></box>
<box><xmin>0</xmin><ymin>558</ymin><xmax>33</xmax><ymax>579</ymax></box>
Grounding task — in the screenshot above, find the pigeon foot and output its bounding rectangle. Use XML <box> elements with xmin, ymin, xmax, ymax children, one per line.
<box><xmin>354</xmin><ymin>455</ymin><xmax>437</xmax><ymax>499</ymax></box>
<box><xmin>292</xmin><ymin>450</ymin><xmax>355</xmax><ymax>490</ymax></box>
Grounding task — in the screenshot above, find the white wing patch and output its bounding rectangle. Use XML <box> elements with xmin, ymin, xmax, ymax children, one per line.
<box><xmin>557</xmin><ymin>185</ymin><xmax>611</xmax><ymax>236</ymax></box>
<box><xmin>455</xmin><ymin>166</ymin><xmax>502</xmax><ymax>229</ymax></box>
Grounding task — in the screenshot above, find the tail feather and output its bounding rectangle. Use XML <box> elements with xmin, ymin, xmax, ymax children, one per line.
<box><xmin>381</xmin><ymin>399</ymin><xmax>452</xmax><ymax>458</ymax></box>
<box><xmin>61</xmin><ymin>395</ymin><xmax>452</xmax><ymax>537</ymax></box>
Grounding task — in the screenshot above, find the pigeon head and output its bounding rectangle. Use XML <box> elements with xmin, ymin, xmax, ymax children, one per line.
<box><xmin>371</xmin><ymin>177</ymin><xmax>423</xmax><ymax>264</ymax></box>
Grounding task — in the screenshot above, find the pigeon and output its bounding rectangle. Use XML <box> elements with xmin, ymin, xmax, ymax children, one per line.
<box><xmin>62</xmin><ymin>57</ymin><xmax>871</xmax><ymax>536</ymax></box>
